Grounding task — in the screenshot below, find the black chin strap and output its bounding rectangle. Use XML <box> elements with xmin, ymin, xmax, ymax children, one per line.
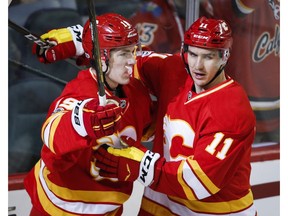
<box><xmin>104</xmin><ymin>78</ymin><xmax>124</xmax><ymax>98</ymax></box>
<box><xmin>203</xmin><ymin>63</ymin><xmax>226</xmax><ymax>87</ymax></box>
<box><xmin>102</xmin><ymin>62</ymin><xmax>125</xmax><ymax>97</ymax></box>
<box><xmin>104</xmin><ymin>78</ymin><xmax>114</xmax><ymax>91</ymax></box>
<box><xmin>102</xmin><ymin>60</ymin><xmax>113</xmax><ymax>90</ymax></box>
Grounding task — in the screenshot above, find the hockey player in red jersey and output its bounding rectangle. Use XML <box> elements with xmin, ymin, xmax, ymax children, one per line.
<box><xmin>24</xmin><ymin>13</ymin><xmax>154</xmax><ymax>216</ymax></box>
<box><xmin>95</xmin><ymin>17</ymin><xmax>257</xmax><ymax>216</ymax></box>
<box><xmin>129</xmin><ymin>0</ymin><xmax>185</xmax><ymax>54</ymax></box>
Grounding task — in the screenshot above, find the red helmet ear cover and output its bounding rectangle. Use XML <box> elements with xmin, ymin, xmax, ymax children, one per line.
<box><xmin>82</xmin><ymin>13</ymin><xmax>139</xmax><ymax>59</ymax></box>
<box><xmin>184</xmin><ymin>16</ymin><xmax>233</xmax><ymax>50</ymax></box>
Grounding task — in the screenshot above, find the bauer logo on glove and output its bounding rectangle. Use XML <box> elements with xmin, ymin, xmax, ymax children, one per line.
<box><xmin>71</xmin><ymin>98</ymin><xmax>122</xmax><ymax>138</ymax></box>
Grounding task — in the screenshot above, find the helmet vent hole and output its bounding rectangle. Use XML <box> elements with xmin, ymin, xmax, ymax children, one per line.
<box><xmin>211</xmin><ymin>39</ymin><xmax>223</xmax><ymax>44</ymax></box>
<box><xmin>105</xmin><ymin>36</ymin><xmax>113</xmax><ymax>41</ymax></box>
<box><xmin>114</xmin><ymin>36</ymin><xmax>122</xmax><ymax>42</ymax></box>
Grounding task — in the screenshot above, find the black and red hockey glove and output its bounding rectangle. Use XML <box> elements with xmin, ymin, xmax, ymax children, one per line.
<box><xmin>95</xmin><ymin>136</ymin><xmax>164</xmax><ymax>186</ymax></box>
<box><xmin>32</xmin><ymin>25</ymin><xmax>89</xmax><ymax>65</ymax></box>
<box><xmin>72</xmin><ymin>98</ymin><xmax>122</xmax><ymax>139</ymax></box>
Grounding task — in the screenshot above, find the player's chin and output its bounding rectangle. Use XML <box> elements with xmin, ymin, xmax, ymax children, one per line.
<box><xmin>120</xmin><ymin>76</ymin><xmax>131</xmax><ymax>85</ymax></box>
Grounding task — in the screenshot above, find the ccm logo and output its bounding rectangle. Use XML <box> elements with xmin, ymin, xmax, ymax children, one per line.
<box><xmin>139</xmin><ymin>151</ymin><xmax>155</xmax><ymax>183</ymax></box>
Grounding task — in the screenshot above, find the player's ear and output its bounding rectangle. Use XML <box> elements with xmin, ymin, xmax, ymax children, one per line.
<box><xmin>101</xmin><ymin>59</ymin><xmax>108</xmax><ymax>72</ymax></box>
<box><xmin>220</xmin><ymin>49</ymin><xmax>230</xmax><ymax>63</ymax></box>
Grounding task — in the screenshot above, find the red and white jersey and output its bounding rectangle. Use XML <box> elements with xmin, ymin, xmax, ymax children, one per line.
<box><xmin>24</xmin><ymin>68</ymin><xmax>153</xmax><ymax>215</ymax></box>
<box><xmin>203</xmin><ymin>0</ymin><xmax>280</xmax><ymax>133</ymax></box>
<box><xmin>130</xmin><ymin>0</ymin><xmax>185</xmax><ymax>53</ymax></box>
<box><xmin>140</xmin><ymin>76</ymin><xmax>257</xmax><ymax>215</ymax></box>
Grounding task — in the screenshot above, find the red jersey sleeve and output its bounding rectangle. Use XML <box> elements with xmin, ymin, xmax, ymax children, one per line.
<box><xmin>135</xmin><ymin>52</ymin><xmax>188</xmax><ymax>152</ymax></box>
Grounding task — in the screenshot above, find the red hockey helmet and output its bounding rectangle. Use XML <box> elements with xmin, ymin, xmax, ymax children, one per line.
<box><xmin>82</xmin><ymin>13</ymin><xmax>139</xmax><ymax>59</ymax></box>
<box><xmin>184</xmin><ymin>16</ymin><xmax>233</xmax><ymax>50</ymax></box>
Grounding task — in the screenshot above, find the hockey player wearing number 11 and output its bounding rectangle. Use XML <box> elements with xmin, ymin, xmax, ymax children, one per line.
<box><xmin>95</xmin><ymin>17</ymin><xmax>258</xmax><ymax>216</ymax></box>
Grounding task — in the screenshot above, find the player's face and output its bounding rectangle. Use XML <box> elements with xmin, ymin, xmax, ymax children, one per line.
<box><xmin>187</xmin><ymin>46</ymin><xmax>226</xmax><ymax>92</ymax></box>
<box><xmin>105</xmin><ymin>45</ymin><xmax>136</xmax><ymax>89</ymax></box>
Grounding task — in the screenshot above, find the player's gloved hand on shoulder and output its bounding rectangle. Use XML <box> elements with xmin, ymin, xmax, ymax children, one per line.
<box><xmin>32</xmin><ymin>24</ymin><xmax>86</xmax><ymax>64</ymax></box>
<box><xmin>95</xmin><ymin>136</ymin><xmax>164</xmax><ymax>186</ymax></box>
<box><xmin>72</xmin><ymin>98</ymin><xmax>122</xmax><ymax>139</ymax></box>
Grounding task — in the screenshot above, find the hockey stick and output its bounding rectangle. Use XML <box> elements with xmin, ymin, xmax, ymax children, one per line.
<box><xmin>9</xmin><ymin>58</ymin><xmax>67</xmax><ymax>85</ymax></box>
<box><xmin>86</xmin><ymin>0</ymin><xmax>107</xmax><ymax>106</ymax></box>
<box><xmin>8</xmin><ymin>19</ymin><xmax>83</xmax><ymax>70</ymax></box>
<box><xmin>9</xmin><ymin>19</ymin><xmax>50</xmax><ymax>47</ymax></box>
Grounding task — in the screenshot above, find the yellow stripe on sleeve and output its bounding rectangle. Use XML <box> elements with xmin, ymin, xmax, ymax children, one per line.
<box><xmin>186</xmin><ymin>157</ymin><xmax>220</xmax><ymax>194</ymax></box>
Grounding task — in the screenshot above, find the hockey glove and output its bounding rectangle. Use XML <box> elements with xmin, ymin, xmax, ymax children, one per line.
<box><xmin>32</xmin><ymin>24</ymin><xmax>85</xmax><ymax>64</ymax></box>
<box><xmin>72</xmin><ymin>98</ymin><xmax>122</xmax><ymax>139</ymax></box>
<box><xmin>95</xmin><ymin>136</ymin><xmax>162</xmax><ymax>186</ymax></box>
